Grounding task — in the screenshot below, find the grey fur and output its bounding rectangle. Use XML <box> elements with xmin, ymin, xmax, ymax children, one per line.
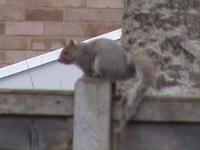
<box><xmin>74</xmin><ymin>38</ymin><xmax>136</xmax><ymax>81</ymax></box>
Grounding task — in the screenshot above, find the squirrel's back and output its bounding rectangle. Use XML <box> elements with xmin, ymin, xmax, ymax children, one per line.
<box><xmin>80</xmin><ymin>39</ymin><xmax>133</xmax><ymax>80</ymax></box>
<box><xmin>59</xmin><ymin>38</ymin><xmax>136</xmax><ymax>80</ymax></box>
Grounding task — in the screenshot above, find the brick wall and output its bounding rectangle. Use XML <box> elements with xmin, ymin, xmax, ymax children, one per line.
<box><xmin>0</xmin><ymin>0</ymin><xmax>123</xmax><ymax>68</ymax></box>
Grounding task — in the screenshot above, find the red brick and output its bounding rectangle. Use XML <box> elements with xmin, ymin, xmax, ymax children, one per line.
<box><xmin>5</xmin><ymin>22</ymin><xmax>44</xmax><ymax>35</ymax></box>
<box><xmin>6</xmin><ymin>0</ymin><xmax>46</xmax><ymax>7</ymax></box>
<box><xmin>85</xmin><ymin>23</ymin><xmax>121</xmax><ymax>37</ymax></box>
<box><xmin>46</xmin><ymin>38</ymin><xmax>66</xmax><ymax>50</ymax></box>
<box><xmin>25</xmin><ymin>9</ymin><xmax>63</xmax><ymax>21</ymax></box>
<box><xmin>0</xmin><ymin>50</ymin><xmax>47</xmax><ymax>64</ymax></box>
<box><xmin>0</xmin><ymin>7</ymin><xmax>25</xmax><ymax>21</ymax></box>
<box><xmin>86</xmin><ymin>0</ymin><xmax>123</xmax><ymax>8</ymax></box>
<box><xmin>0</xmin><ymin>51</ymin><xmax>5</xmax><ymax>63</ymax></box>
<box><xmin>0</xmin><ymin>64</ymin><xmax>9</xmax><ymax>68</ymax></box>
<box><xmin>30</xmin><ymin>37</ymin><xmax>86</xmax><ymax>50</ymax></box>
<box><xmin>0</xmin><ymin>23</ymin><xmax>5</xmax><ymax>34</ymax></box>
<box><xmin>30</xmin><ymin>38</ymin><xmax>66</xmax><ymax>50</ymax></box>
<box><xmin>0</xmin><ymin>0</ymin><xmax>6</xmax><ymax>5</ymax></box>
<box><xmin>45</xmin><ymin>22</ymin><xmax>87</xmax><ymax>36</ymax></box>
<box><xmin>46</xmin><ymin>0</ymin><xmax>86</xmax><ymax>8</ymax></box>
<box><xmin>45</xmin><ymin>22</ymin><xmax>120</xmax><ymax>37</ymax></box>
<box><xmin>65</xmin><ymin>37</ymin><xmax>86</xmax><ymax>44</ymax></box>
<box><xmin>64</xmin><ymin>8</ymin><xmax>123</xmax><ymax>22</ymax></box>
<box><xmin>0</xmin><ymin>36</ymin><xmax>28</xmax><ymax>50</ymax></box>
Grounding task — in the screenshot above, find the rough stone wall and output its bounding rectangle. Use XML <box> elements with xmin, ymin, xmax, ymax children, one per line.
<box><xmin>122</xmin><ymin>0</ymin><xmax>200</xmax><ymax>88</ymax></box>
<box><xmin>0</xmin><ymin>0</ymin><xmax>123</xmax><ymax>68</ymax></box>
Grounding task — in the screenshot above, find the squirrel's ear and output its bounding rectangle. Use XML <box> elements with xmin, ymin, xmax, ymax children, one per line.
<box><xmin>69</xmin><ymin>40</ymin><xmax>77</xmax><ymax>48</ymax></box>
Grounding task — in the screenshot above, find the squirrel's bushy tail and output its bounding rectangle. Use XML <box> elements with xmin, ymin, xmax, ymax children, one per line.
<box><xmin>115</xmin><ymin>52</ymin><xmax>156</xmax><ymax>132</ymax></box>
<box><xmin>115</xmin><ymin>79</ymin><xmax>149</xmax><ymax>132</ymax></box>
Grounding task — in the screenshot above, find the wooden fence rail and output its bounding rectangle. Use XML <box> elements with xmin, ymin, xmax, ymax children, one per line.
<box><xmin>1</xmin><ymin>78</ymin><xmax>200</xmax><ymax>150</ymax></box>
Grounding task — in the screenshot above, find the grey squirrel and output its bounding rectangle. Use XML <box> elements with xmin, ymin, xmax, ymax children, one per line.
<box><xmin>59</xmin><ymin>38</ymin><xmax>156</xmax><ymax>131</ymax></box>
<box><xmin>59</xmin><ymin>38</ymin><xmax>136</xmax><ymax>81</ymax></box>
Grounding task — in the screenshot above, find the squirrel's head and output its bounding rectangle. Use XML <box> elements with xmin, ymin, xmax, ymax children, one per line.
<box><xmin>59</xmin><ymin>40</ymin><xmax>78</xmax><ymax>64</ymax></box>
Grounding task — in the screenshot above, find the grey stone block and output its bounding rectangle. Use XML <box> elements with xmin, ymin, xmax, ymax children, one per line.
<box><xmin>73</xmin><ymin>78</ymin><xmax>111</xmax><ymax>150</ymax></box>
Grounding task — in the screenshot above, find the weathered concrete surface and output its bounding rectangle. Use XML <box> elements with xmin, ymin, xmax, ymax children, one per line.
<box><xmin>73</xmin><ymin>78</ymin><xmax>111</xmax><ymax>150</ymax></box>
<box><xmin>121</xmin><ymin>0</ymin><xmax>200</xmax><ymax>91</ymax></box>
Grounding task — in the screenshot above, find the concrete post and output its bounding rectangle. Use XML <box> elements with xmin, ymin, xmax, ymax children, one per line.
<box><xmin>73</xmin><ymin>78</ymin><xmax>111</xmax><ymax>150</ymax></box>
